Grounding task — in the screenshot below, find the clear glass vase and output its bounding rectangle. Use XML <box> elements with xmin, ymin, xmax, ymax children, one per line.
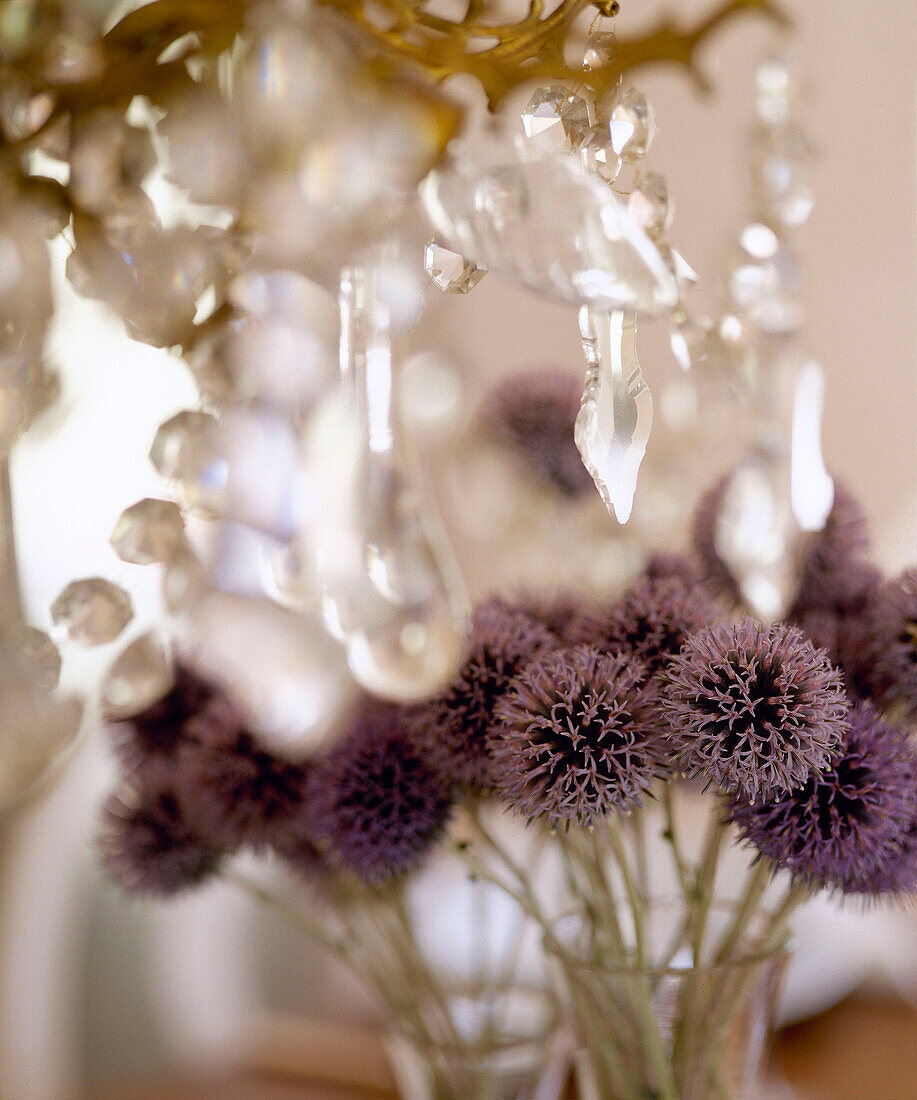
<box><xmin>385</xmin><ymin>983</ymin><xmax>556</xmax><ymax>1100</ymax></box>
<box><xmin>546</xmin><ymin>903</ymin><xmax>789</xmax><ymax>1100</ymax></box>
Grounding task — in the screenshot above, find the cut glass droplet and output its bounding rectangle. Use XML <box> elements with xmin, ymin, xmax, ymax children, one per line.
<box><xmin>111</xmin><ymin>498</ymin><xmax>186</xmax><ymax>565</ymax></box>
<box><xmin>583</xmin><ymin>31</ymin><xmax>619</xmax><ymax>72</ymax></box>
<box><xmin>714</xmin><ymin>454</ymin><xmax>801</xmax><ymax>620</ymax></box>
<box><xmin>423</xmin><ymin>239</ymin><xmax>486</xmax><ymax>293</ymax></box>
<box><xmin>751</xmin><ymin>126</ymin><xmax>814</xmax><ymax>228</ymax></box>
<box><xmin>575</xmin><ymin>307</ymin><xmax>652</xmax><ymax>524</ymax></box>
<box><xmin>50</xmin><ymin>577</ymin><xmax>133</xmax><ymax>645</ymax></box>
<box><xmin>609</xmin><ymin>89</ymin><xmax>655</xmax><ymax>162</ymax></box>
<box><xmin>17</xmin><ymin>625</ymin><xmax>61</xmax><ymax>690</ymax></box>
<box><xmin>755</xmin><ymin>54</ymin><xmax>801</xmax><ymax>130</ymax></box>
<box><xmin>101</xmin><ymin>632</ymin><xmax>175</xmax><ymax>719</ymax></box>
<box><xmin>521</xmin><ymin>86</ymin><xmax>591</xmax><ymax>153</ymax></box>
<box><xmin>580</xmin><ymin>127</ymin><xmax>622</xmax><ymax>184</ymax></box>
<box><xmin>628</xmin><ymin>172</ymin><xmax>671</xmax><ymax>239</ymax></box>
<box><xmin>149</xmin><ymin>409</ymin><xmax>228</xmax><ymax>517</ymax></box>
<box><xmin>790</xmin><ymin>359</ymin><xmax>834</xmax><ymax>532</ymax></box>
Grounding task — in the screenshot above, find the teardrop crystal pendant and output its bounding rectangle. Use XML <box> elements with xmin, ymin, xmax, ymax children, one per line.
<box><xmin>306</xmin><ymin>249</ymin><xmax>469</xmax><ymax>701</ymax></box>
<box><xmin>714</xmin><ymin>450</ymin><xmax>802</xmax><ymax>621</ymax></box>
<box><xmin>790</xmin><ymin>358</ymin><xmax>834</xmax><ymax>532</ymax></box>
<box><xmin>574</xmin><ymin>308</ymin><xmax>653</xmax><ymax>524</ymax></box>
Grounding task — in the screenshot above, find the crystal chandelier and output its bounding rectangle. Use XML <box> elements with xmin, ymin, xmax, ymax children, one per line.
<box><xmin>0</xmin><ymin>0</ymin><xmax>806</xmax><ymax>805</ymax></box>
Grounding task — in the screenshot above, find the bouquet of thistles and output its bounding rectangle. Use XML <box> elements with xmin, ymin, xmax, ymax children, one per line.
<box><xmin>100</xmin><ymin>460</ymin><xmax>917</xmax><ymax>1097</ymax></box>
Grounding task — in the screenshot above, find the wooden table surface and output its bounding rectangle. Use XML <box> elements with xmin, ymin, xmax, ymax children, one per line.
<box><xmin>94</xmin><ymin>993</ymin><xmax>917</xmax><ymax>1100</ymax></box>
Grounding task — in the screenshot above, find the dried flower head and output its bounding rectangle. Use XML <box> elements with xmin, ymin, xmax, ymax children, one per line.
<box><xmin>593</xmin><ymin>574</ymin><xmax>719</xmax><ymax>678</ymax></box>
<box><xmin>661</xmin><ymin>618</ymin><xmax>849</xmax><ymax>800</ymax></box>
<box><xmin>865</xmin><ymin>569</ymin><xmax>917</xmax><ymax>720</ymax></box>
<box><xmin>514</xmin><ymin>590</ymin><xmax>603</xmax><ymax>647</ymax></box>
<box><xmin>175</xmin><ymin>694</ymin><xmax>310</xmax><ymax>852</ymax></box>
<box><xmin>409</xmin><ymin>597</ymin><xmax>555</xmax><ymax>789</ymax></box>
<box><xmin>482</xmin><ymin>369</ymin><xmax>592</xmax><ymax>497</ymax></box>
<box><xmin>730</xmin><ymin>703</ymin><xmax>917</xmax><ymax>894</ymax></box>
<box><xmin>99</xmin><ymin>775</ymin><xmax>222</xmax><ymax>896</ymax></box>
<box><xmin>107</xmin><ymin>663</ymin><xmax>214</xmax><ymax>770</ymax></box>
<box><xmin>306</xmin><ymin>706</ymin><xmax>451</xmax><ymax>883</ymax></box>
<box><xmin>792</xmin><ymin>483</ymin><xmax>872</xmax><ymax>613</ymax></box>
<box><xmin>491</xmin><ymin>645</ymin><xmax>668</xmax><ymax>826</ymax></box>
<box><xmin>796</xmin><ymin>606</ymin><xmax>878</xmax><ymax>701</ymax></box>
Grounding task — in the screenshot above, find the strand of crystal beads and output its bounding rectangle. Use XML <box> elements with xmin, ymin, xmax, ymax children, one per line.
<box><xmin>712</xmin><ymin>46</ymin><xmax>833</xmax><ymax>620</ymax></box>
<box><xmin>303</xmin><ymin>243</ymin><xmax>470</xmax><ymax>702</ymax></box>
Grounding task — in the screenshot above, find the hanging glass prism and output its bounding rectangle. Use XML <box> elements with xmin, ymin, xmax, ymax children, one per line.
<box><xmin>304</xmin><ymin>249</ymin><xmax>469</xmax><ymax>701</ymax></box>
<box><xmin>574</xmin><ymin>307</ymin><xmax>652</xmax><ymax>524</ymax></box>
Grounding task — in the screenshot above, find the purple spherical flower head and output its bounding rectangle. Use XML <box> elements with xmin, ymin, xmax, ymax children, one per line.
<box><xmin>409</xmin><ymin>597</ymin><xmax>555</xmax><ymax>790</ymax></box>
<box><xmin>661</xmin><ymin>618</ymin><xmax>849</xmax><ymax>800</ymax></box>
<box><xmin>796</xmin><ymin>605</ymin><xmax>878</xmax><ymax>702</ymax></box>
<box><xmin>99</xmin><ymin>772</ymin><xmax>222</xmax><ymax>896</ymax></box>
<box><xmin>592</xmin><ymin>574</ymin><xmax>720</xmax><ymax>679</ymax></box>
<box><xmin>107</xmin><ymin>663</ymin><xmax>215</xmax><ymax>771</ymax></box>
<box><xmin>306</xmin><ymin>706</ymin><xmax>451</xmax><ymax>883</ymax></box>
<box><xmin>866</xmin><ymin>569</ymin><xmax>917</xmax><ymax>720</ymax></box>
<box><xmin>730</xmin><ymin>703</ymin><xmax>917</xmax><ymax>895</ymax></box>
<box><xmin>691</xmin><ymin>475</ymin><xmax>741</xmax><ymax>604</ymax></box>
<box><xmin>514</xmin><ymin>589</ymin><xmax>605</xmax><ymax>648</ymax></box>
<box><xmin>491</xmin><ymin>645</ymin><xmax>669</xmax><ymax>827</ymax></box>
<box><xmin>482</xmin><ymin>369</ymin><xmax>593</xmax><ymax>497</ymax></box>
<box><xmin>175</xmin><ymin>694</ymin><xmax>310</xmax><ymax>852</ymax></box>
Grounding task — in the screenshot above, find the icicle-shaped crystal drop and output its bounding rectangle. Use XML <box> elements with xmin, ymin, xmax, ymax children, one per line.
<box><xmin>714</xmin><ymin>451</ymin><xmax>802</xmax><ymax>621</ymax></box>
<box><xmin>574</xmin><ymin>307</ymin><xmax>652</xmax><ymax>524</ymax></box>
<box><xmin>790</xmin><ymin>358</ymin><xmax>834</xmax><ymax>532</ymax></box>
<box><xmin>307</xmin><ymin>252</ymin><xmax>469</xmax><ymax>701</ymax></box>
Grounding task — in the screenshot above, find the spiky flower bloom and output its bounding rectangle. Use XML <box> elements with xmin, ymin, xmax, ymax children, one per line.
<box><xmin>865</xmin><ymin>569</ymin><xmax>917</xmax><ymax>720</ymax></box>
<box><xmin>482</xmin><ymin>369</ymin><xmax>593</xmax><ymax>497</ymax></box>
<box><xmin>796</xmin><ymin>606</ymin><xmax>877</xmax><ymax>701</ymax></box>
<box><xmin>592</xmin><ymin>575</ymin><xmax>720</xmax><ymax>679</ymax></box>
<box><xmin>175</xmin><ymin>694</ymin><xmax>310</xmax><ymax>852</ymax></box>
<box><xmin>409</xmin><ymin>598</ymin><xmax>555</xmax><ymax>789</ymax></box>
<box><xmin>791</xmin><ymin>484</ymin><xmax>872</xmax><ymax>614</ymax></box>
<box><xmin>99</xmin><ymin>773</ymin><xmax>222</xmax><ymax>896</ymax></box>
<box><xmin>691</xmin><ymin>474</ymin><xmax>741</xmax><ymax>603</ymax></box>
<box><xmin>107</xmin><ymin>664</ymin><xmax>214</xmax><ymax>770</ymax></box>
<box><xmin>661</xmin><ymin>618</ymin><xmax>849</xmax><ymax>800</ymax></box>
<box><xmin>515</xmin><ymin>590</ymin><xmax>603</xmax><ymax>647</ymax></box>
<box><xmin>491</xmin><ymin>645</ymin><xmax>668</xmax><ymax>827</ymax></box>
<box><xmin>730</xmin><ymin>703</ymin><xmax>917</xmax><ymax>894</ymax></box>
<box><xmin>306</xmin><ymin>706</ymin><xmax>451</xmax><ymax>883</ymax></box>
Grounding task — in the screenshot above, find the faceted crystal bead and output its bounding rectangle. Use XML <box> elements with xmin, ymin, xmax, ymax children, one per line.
<box><xmin>580</xmin><ymin>126</ymin><xmax>622</xmax><ymax>183</ymax></box>
<box><xmin>755</xmin><ymin>53</ymin><xmax>801</xmax><ymax>130</ymax></box>
<box><xmin>728</xmin><ymin>239</ymin><xmax>804</xmax><ymax>333</ymax></box>
<box><xmin>521</xmin><ymin>86</ymin><xmax>591</xmax><ymax>153</ymax></box>
<box><xmin>583</xmin><ymin>31</ymin><xmax>619</xmax><ymax>72</ymax></box>
<box><xmin>111</xmin><ymin>498</ymin><xmax>186</xmax><ymax>565</ymax></box>
<box><xmin>149</xmin><ymin>410</ymin><xmax>227</xmax><ymax>517</ymax></box>
<box><xmin>751</xmin><ymin>126</ymin><xmax>814</xmax><ymax>228</ymax></box>
<box><xmin>424</xmin><ymin>240</ymin><xmax>486</xmax><ymax>293</ymax></box>
<box><xmin>50</xmin><ymin>577</ymin><xmax>133</xmax><ymax>645</ymax></box>
<box><xmin>628</xmin><ymin>172</ymin><xmax>671</xmax><ymax>239</ymax></box>
<box><xmin>16</xmin><ymin>625</ymin><xmax>61</xmax><ymax>690</ymax></box>
<box><xmin>575</xmin><ymin>308</ymin><xmax>652</xmax><ymax>524</ymax></box>
<box><xmin>609</xmin><ymin>89</ymin><xmax>655</xmax><ymax>162</ymax></box>
<box><xmin>669</xmin><ymin>312</ymin><xmax>754</xmax><ymax>388</ymax></box>
<box><xmin>660</xmin><ymin>247</ymin><xmax>699</xmax><ymax>298</ymax></box>
<box><xmin>101</xmin><ymin>632</ymin><xmax>175</xmax><ymax>719</ymax></box>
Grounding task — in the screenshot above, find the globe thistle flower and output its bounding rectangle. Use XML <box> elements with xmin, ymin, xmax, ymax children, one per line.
<box><xmin>691</xmin><ymin>475</ymin><xmax>741</xmax><ymax>604</ymax></box>
<box><xmin>864</xmin><ymin>569</ymin><xmax>917</xmax><ymax>720</ymax></box>
<box><xmin>796</xmin><ymin>606</ymin><xmax>877</xmax><ymax>701</ymax></box>
<box><xmin>792</xmin><ymin>484</ymin><xmax>872</xmax><ymax>614</ymax></box>
<box><xmin>661</xmin><ymin>618</ymin><xmax>849</xmax><ymax>800</ymax></box>
<box><xmin>482</xmin><ymin>369</ymin><xmax>592</xmax><ymax>497</ymax></box>
<box><xmin>514</xmin><ymin>590</ymin><xmax>604</xmax><ymax>647</ymax></box>
<box><xmin>730</xmin><ymin>703</ymin><xmax>917</xmax><ymax>895</ymax></box>
<box><xmin>175</xmin><ymin>694</ymin><xmax>310</xmax><ymax>852</ymax></box>
<box><xmin>409</xmin><ymin>597</ymin><xmax>555</xmax><ymax>789</ymax></box>
<box><xmin>99</xmin><ymin>774</ymin><xmax>222</xmax><ymax>896</ymax></box>
<box><xmin>491</xmin><ymin>646</ymin><xmax>668</xmax><ymax>827</ymax></box>
<box><xmin>306</xmin><ymin>706</ymin><xmax>451</xmax><ymax>883</ymax></box>
<box><xmin>107</xmin><ymin>663</ymin><xmax>214</xmax><ymax>770</ymax></box>
<box><xmin>591</xmin><ymin>575</ymin><xmax>720</xmax><ymax>679</ymax></box>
